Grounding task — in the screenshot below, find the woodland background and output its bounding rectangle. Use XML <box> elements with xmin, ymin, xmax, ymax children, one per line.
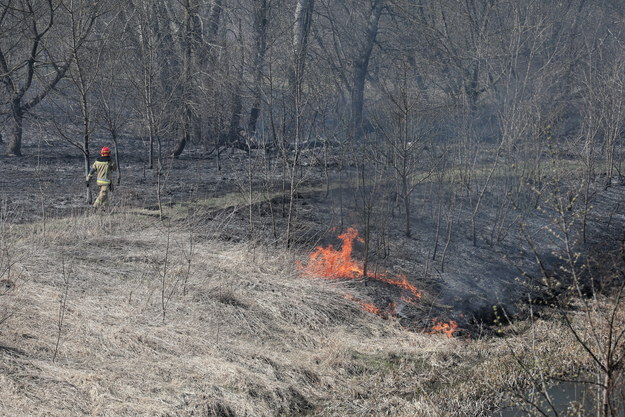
<box><xmin>2</xmin><ymin>1</ymin><xmax>625</xmax><ymax>416</ymax></box>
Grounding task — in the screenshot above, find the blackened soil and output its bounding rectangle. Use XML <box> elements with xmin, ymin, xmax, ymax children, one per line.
<box><xmin>3</xmin><ymin>136</ymin><xmax>625</xmax><ymax>333</ymax></box>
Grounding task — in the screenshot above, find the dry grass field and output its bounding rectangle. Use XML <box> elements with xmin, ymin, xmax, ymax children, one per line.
<box><xmin>0</xmin><ymin>208</ymin><xmax>588</xmax><ymax>416</ymax></box>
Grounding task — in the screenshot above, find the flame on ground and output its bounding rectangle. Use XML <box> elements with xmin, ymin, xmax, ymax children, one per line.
<box><xmin>401</xmin><ymin>295</ymin><xmax>418</xmax><ymax>305</ymax></box>
<box><xmin>344</xmin><ymin>293</ymin><xmax>380</xmax><ymax>315</ymax></box>
<box><xmin>299</xmin><ymin>227</ymin><xmax>421</xmax><ymax>301</ymax></box>
<box><xmin>298</xmin><ymin>228</ymin><xmax>460</xmax><ymax>334</ymax></box>
<box><xmin>343</xmin><ymin>294</ymin><xmax>397</xmax><ymax>318</ymax></box>
<box><xmin>430</xmin><ymin>320</ymin><xmax>459</xmax><ymax>338</ymax></box>
<box><xmin>377</xmin><ymin>274</ymin><xmax>421</xmax><ymax>301</ymax></box>
<box><xmin>301</xmin><ymin>227</ymin><xmax>365</xmax><ymax>279</ymax></box>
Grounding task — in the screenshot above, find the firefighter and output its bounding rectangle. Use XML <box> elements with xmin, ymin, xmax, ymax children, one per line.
<box><xmin>86</xmin><ymin>146</ymin><xmax>116</xmax><ymax>208</ymax></box>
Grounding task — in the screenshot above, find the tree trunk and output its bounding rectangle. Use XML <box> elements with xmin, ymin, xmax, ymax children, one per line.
<box><xmin>351</xmin><ymin>65</ymin><xmax>367</xmax><ymax>141</ymax></box>
<box><xmin>287</xmin><ymin>0</ymin><xmax>314</xmax><ymax>142</ymax></box>
<box><xmin>248</xmin><ymin>0</ymin><xmax>269</xmax><ymax>134</ymax></box>
<box><xmin>229</xmin><ymin>86</ymin><xmax>243</xmax><ymax>141</ymax></box>
<box><xmin>172</xmin><ymin>112</ymin><xmax>190</xmax><ymax>157</ymax></box>
<box><xmin>403</xmin><ymin>177</ymin><xmax>411</xmax><ymax>237</ymax></box>
<box><xmin>208</xmin><ymin>0</ymin><xmax>223</xmax><ymax>41</ymax></box>
<box><xmin>111</xmin><ymin>130</ymin><xmax>122</xmax><ymax>185</ymax></box>
<box><xmin>7</xmin><ymin>99</ymin><xmax>23</xmax><ymax>157</ymax></box>
<box><xmin>464</xmin><ymin>63</ymin><xmax>480</xmax><ymax>110</ymax></box>
<box><xmin>351</xmin><ymin>0</ymin><xmax>384</xmax><ymax>141</ymax></box>
<box><xmin>81</xmin><ymin>98</ymin><xmax>91</xmax><ymax>204</ymax></box>
<box><xmin>173</xmin><ymin>0</ymin><xmax>201</xmax><ymax>158</ymax></box>
<box><xmin>84</xmin><ymin>147</ymin><xmax>92</xmax><ymax>204</ymax></box>
<box><xmin>292</xmin><ymin>0</ymin><xmax>314</xmax><ymax>92</ymax></box>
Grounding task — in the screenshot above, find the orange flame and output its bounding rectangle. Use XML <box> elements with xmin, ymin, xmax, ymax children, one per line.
<box><xmin>430</xmin><ymin>320</ymin><xmax>459</xmax><ymax>338</ymax></box>
<box><xmin>400</xmin><ymin>295</ymin><xmax>418</xmax><ymax>305</ymax></box>
<box><xmin>299</xmin><ymin>228</ymin><xmax>421</xmax><ymax>298</ymax></box>
<box><xmin>377</xmin><ymin>274</ymin><xmax>421</xmax><ymax>300</ymax></box>
<box><xmin>299</xmin><ymin>228</ymin><xmax>423</xmax><ymax>319</ymax></box>
<box><xmin>385</xmin><ymin>302</ymin><xmax>398</xmax><ymax>317</ymax></box>
<box><xmin>343</xmin><ymin>294</ymin><xmax>397</xmax><ymax>319</ymax></box>
<box><xmin>302</xmin><ymin>227</ymin><xmax>364</xmax><ymax>279</ymax></box>
<box><xmin>344</xmin><ymin>293</ymin><xmax>380</xmax><ymax>315</ymax></box>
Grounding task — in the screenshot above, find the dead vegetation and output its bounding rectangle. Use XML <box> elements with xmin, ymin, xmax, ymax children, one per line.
<box><xmin>0</xmin><ymin>208</ymin><xmax>597</xmax><ymax>416</ymax></box>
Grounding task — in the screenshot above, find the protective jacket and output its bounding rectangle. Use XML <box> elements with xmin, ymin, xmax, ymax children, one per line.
<box><xmin>88</xmin><ymin>156</ymin><xmax>116</xmax><ymax>185</ymax></box>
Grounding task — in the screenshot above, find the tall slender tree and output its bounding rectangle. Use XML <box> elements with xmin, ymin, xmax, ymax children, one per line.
<box><xmin>350</xmin><ymin>0</ymin><xmax>383</xmax><ymax>141</ymax></box>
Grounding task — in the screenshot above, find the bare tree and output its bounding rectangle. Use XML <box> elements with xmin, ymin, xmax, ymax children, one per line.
<box><xmin>171</xmin><ymin>0</ymin><xmax>203</xmax><ymax>158</ymax></box>
<box><xmin>96</xmin><ymin>8</ymin><xmax>135</xmax><ymax>186</ymax></box>
<box><xmin>0</xmin><ymin>0</ymin><xmax>93</xmax><ymax>156</ymax></box>
<box><xmin>511</xmin><ymin>171</ymin><xmax>625</xmax><ymax>417</ymax></box>
<box><xmin>127</xmin><ymin>0</ymin><xmax>179</xmax><ymax>170</ymax></box>
<box><xmin>52</xmin><ymin>258</ymin><xmax>71</xmax><ymax>362</ymax></box>
<box><xmin>291</xmin><ymin>0</ymin><xmax>314</xmax><ymax>102</ymax></box>
<box><xmin>353</xmin><ymin>147</ymin><xmax>391</xmax><ymax>277</ymax></box>
<box><xmin>247</xmin><ymin>0</ymin><xmax>269</xmax><ymax>135</ymax></box>
<box><xmin>350</xmin><ymin>0</ymin><xmax>383</xmax><ymax>141</ymax></box>
<box><xmin>49</xmin><ymin>0</ymin><xmax>102</xmax><ymax>203</ymax></box>
<box><xmin>375</xmin><ymin>61</ymin><xmax>436</xmax><ymax>237</ymax></box>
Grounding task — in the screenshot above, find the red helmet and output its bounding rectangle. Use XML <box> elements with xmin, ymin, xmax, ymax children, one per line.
<box><xmin>100</xmin><ymin>146</ymin><xmax>111</xmax><ymax>156</ymax></box>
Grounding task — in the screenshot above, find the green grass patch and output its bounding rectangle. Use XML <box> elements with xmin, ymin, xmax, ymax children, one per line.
<box><xmin>132</xmin><ymin>183</ymin><xmax>335</xmax><ymax>221</ymax></box>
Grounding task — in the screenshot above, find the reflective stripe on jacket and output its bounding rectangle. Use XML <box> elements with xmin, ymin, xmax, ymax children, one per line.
<box><xmin>90</xmin><ymin>156</ymin><xmax>116</xmax><ymax>186</ymax></box>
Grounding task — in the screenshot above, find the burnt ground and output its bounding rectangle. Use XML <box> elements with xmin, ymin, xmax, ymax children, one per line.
<box><xmin>2</xmin><ymin>135</ymin><xmax>625</xmax><ymax>333</ymax></box>
<box><xmin>0</xmin><ymin>136</ymin><xmax>223</xmax><ymax>222</ymax></box>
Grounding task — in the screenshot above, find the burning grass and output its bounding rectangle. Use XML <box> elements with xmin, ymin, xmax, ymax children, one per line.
<box><xmin>430</xmin><ymin>320</ymin><xmax>459</xmax><ymax>338</ymax></box>
<box><xmin>297</xmin><ymin>227</ymin><xmax>461</xmax><ymax>336</ymax></box>
<box><xmin>0</xmin><ymin>211</ymin><xmax>593</xmax><ymax>416</ymax></box>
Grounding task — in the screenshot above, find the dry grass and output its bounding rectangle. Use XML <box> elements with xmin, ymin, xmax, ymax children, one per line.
<box><xmin>0</xmin><ymin>210</ymin><xmax>589</xmax><ymax>416</ymax></box>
